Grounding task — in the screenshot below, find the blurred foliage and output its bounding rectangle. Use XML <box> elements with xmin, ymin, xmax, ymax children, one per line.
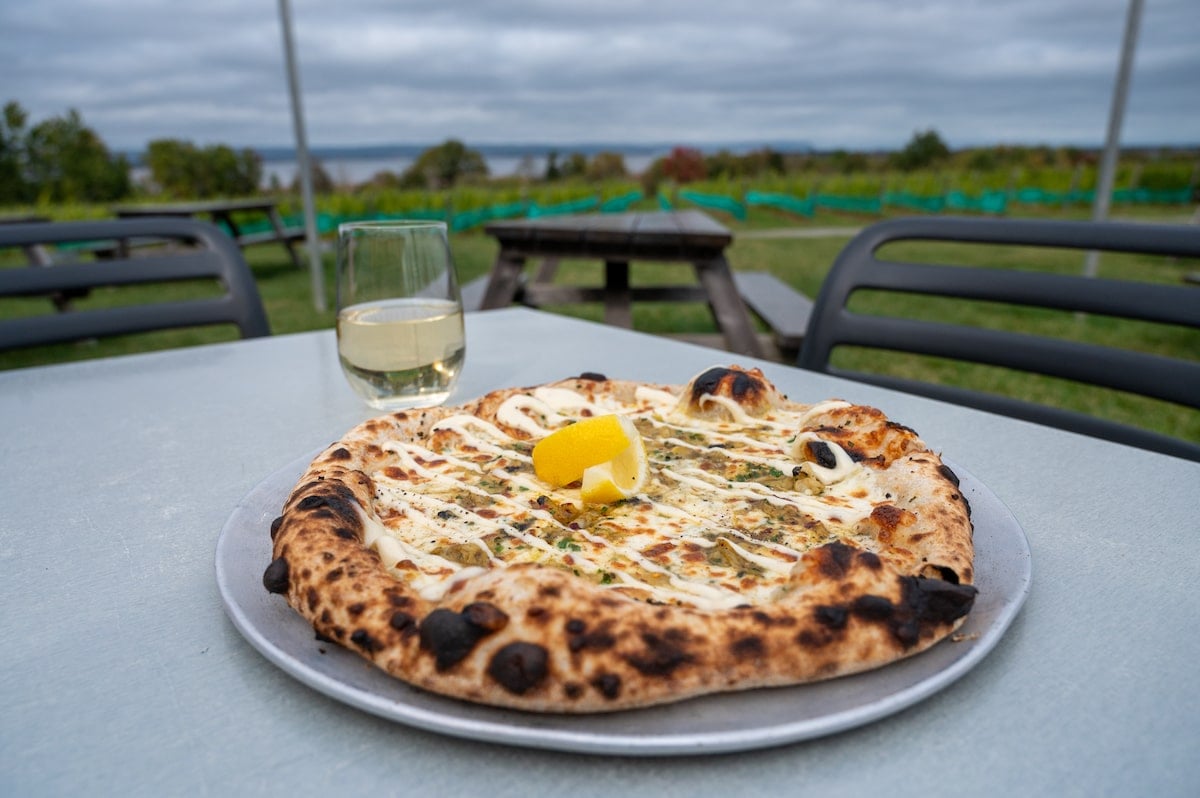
<box><xmin>143</xmin><ymin>139</ymin><xmax>262</xmax><ymax>198</ymax></box>
<box><xmin>397</xmin><ymin>139</ymin><xmax>489</xmax><ymax>190</ymax></box>
<box><xmin>1</xmin><ymin>101</ymin><xmax>131</xmax><ymax>204</ymax></box>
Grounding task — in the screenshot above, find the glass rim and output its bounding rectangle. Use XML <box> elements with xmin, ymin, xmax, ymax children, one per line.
<box><xmin>337</xmin><ymin>219</ymin><xmax>447</xmax><ymax>235</ymax></box>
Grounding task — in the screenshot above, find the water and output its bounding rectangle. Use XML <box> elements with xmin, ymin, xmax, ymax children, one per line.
<box><xmin>263</xmin><ymin>151</ymin><xmax>663</xmax><ymax>187</ymax></box>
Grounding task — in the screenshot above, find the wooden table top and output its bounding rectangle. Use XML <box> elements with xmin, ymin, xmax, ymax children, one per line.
<box><xmin>484</xmin><ymin>210</ymin><xmax>732</xmax><ymax>258</ymax></box>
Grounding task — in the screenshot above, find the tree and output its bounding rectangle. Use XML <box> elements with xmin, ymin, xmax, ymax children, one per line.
<box><xmin>400</xmin><ymin>139</ymin><xmax>488</xmax><ymax>189</ymax></box>
<box><xmin>659</xmin><ymin>146</ymin><xmax>707</xmax><ymax>183</ymax></box>
<box><xmin>892</xmin><ymin>129</ymin><xmax>950</xmax><ymax>172</ymax></box>
<box><xmin>21</xmin><ymin>107</ymin><xmax>131</xmax><ymax>202</ymax></box>
<box><xmin>586</xmin><ymin>151</ymin><xmax>628</xmax><ymax>181</ymax></box>
<box><xmin>560</xmin><ymin>152</ymin><xmax>588</xmax><ymax>179</ymax></box>
<box><xmin>143</xmin><ymin>139</ymin><xmax>261</xmax><ymax>198</ymax></box>
<box><xmin>0</xmin><ymin>101</ymin><xmax>31</xmax><ymax>204</ymax></box>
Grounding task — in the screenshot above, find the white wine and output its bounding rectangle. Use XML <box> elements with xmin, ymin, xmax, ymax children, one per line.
<box><xmin>336</xmin><ymin>298</ymin><xmax>465</xmax><ymax>409</ymax></box>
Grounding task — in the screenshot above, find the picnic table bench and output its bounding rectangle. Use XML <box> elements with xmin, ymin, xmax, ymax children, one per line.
<box><xmin>473</xmin><ymin>210</ymin><xmax>772</xmax><ymax>357</ymax></box>
<box><xmin>113</xmin><ymin>198</ymin><xmax>306</xmax><ymax>268</ymax></box>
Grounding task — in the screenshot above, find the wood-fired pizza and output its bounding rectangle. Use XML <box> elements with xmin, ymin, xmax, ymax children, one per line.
<box><xmin>263</xmin><ymin>365</ymin><xmax>977</xmax><ymax>712</ymax></box>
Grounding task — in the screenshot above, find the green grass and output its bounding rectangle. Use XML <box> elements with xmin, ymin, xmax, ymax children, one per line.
<box><xmin>2</xmin><ymin>204</ymin><xmax>1197</xmax><ymax>445</ymax></box>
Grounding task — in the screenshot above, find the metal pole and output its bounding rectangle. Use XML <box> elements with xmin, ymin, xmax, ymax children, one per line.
<box><xmin>1085</xmin><ymin>0</ymin><xmax>1143</xmax><ymax>278</ymax></box>
<box><xmin>278</xmin><ymin>0</ymin><xmax>326</xmax><ymax>311</ymax></box>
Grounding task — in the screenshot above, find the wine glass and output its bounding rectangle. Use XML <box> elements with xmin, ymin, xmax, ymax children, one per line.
<box><xmin>335</xmin><ymin>220</ymin><xmax>465</xmax><ymax>410</ymax></box>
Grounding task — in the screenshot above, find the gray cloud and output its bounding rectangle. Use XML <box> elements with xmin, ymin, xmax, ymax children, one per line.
<box><xmin>3</xmin><ymin>0</ymin><xmax>1197</xmax><ymax>152</ymax></box>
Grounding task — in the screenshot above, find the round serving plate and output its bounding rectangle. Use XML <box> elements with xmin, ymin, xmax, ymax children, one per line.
<box><xmin>216</xmin><ymin>452</ymin><xmax>1031</xmax><ymax>756</ymax></box>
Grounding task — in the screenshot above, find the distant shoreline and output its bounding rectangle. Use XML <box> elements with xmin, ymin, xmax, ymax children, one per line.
<box><xmin>120</xmin><ymin>140</ymin><xmax>814</xmax><ymax>166</ymax></box>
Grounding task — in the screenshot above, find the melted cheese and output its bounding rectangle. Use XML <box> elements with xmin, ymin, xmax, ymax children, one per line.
<box><xmin>361</xmin><ymin>387</ymin><xmax>892</xmax><ymax>610</ymax></box>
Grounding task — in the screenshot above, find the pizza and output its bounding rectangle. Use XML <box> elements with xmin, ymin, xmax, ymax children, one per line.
<box><xmin>263</xmin><ymin>365</ymin><xmax>977</xmax><ymax>713</ymax></box>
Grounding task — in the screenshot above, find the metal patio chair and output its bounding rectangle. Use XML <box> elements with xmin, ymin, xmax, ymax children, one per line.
<box><xmin>0</xmin><ymin>217</ymin><xmax>271</xmax><ymax>351</ymax></box>
<box><xmin>797</xmin><ymin>216</ymin><xmax>1200</xmax><ymax>461</ymax></box>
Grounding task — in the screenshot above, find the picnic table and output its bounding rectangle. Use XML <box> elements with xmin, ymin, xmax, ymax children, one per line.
<box><xmin>0</xmin><ymin>214</ymin><xmax>52</xmax><ymax>266</ymax></box>
<box><xmin>472</xmin><ymin>210</ymin><xmax>769</xmax><ymax>357</ymax></box>
<box><xmin>113</xmin><ymin>198</ymin><xmax>306</xmax><ymax>268</ymax></box>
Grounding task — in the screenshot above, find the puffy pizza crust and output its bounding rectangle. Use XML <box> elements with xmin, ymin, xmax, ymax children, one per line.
<box><xmin>264</xmin><ymin>366</ymin><xmax>977</xmax><ymax>712</ymax></box>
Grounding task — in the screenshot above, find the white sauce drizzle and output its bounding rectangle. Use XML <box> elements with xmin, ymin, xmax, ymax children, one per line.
<box><xmin>362</xmin><ymin>383</ymin><xmax>889</xmax><ymax>610</ymax></box>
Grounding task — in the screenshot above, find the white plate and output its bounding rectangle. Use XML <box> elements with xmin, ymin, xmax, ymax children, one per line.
<box><xmin>216</xmin><ymin>452</ymin><xmax>1031</xmax><ymax>756</ymax></box>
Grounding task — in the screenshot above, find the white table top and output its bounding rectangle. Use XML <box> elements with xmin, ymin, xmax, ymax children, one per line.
<box><xmin>2</xmin><ymin>307</ymin><xmax>1197</xmax><ymax>796</ymax></box>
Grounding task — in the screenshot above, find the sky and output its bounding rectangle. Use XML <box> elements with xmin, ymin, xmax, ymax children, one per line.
<box><xmin>3</xmin><ymin>0</ymin><xmax>1199</xmax><ymax>155</ymax></box>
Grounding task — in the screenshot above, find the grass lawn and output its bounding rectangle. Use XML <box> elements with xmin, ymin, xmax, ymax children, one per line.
<box><xmin>2</xmin><ymin>205</ymin><xmax>1197</xmax><ymax>445</ymax></box>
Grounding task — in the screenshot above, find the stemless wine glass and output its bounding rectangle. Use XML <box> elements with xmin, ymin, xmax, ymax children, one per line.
<box><xmin>335</xmin><ymin>220</ymin><xmax>465</xmax><ymax>410</ymax></box>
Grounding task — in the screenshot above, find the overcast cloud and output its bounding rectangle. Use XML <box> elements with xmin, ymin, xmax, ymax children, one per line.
<box><xmin>3</xmin><ymin>0</ymin><xmax>1198</xmax><ymax>153</ymax></box>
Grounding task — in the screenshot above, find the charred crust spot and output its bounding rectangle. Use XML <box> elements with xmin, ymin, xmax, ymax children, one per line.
<box><xmin>858</xmin><ymin>551</ymin><xmax>883</xmax><ymax>570</ymax></box>
<box><xmin>487</xmin><ymin>642</ymin><xmax>549</xmax><ymax>695</ymax></box>
<box><xmin>350</xmin><ymin>629</ymin><xmax>382</xmax><ymax>653</ymax></box>
<box><xmin>262</xmin><ymin>557</ymin><xmax>290</xmax><ymax>594</ymax></box>
<box><xmin>937</xmin><ymin>464</ymin><xmax>961</xmax><ymax>487</ymax></box>
<box><xmin>294</xmin><ymin>486</ymin><xmax>362</xmax><ymax>529</ymax></box>
<box><xmin>306</xmin><ymin>587</ymin><xmax>319</xmax><ymax>612</ymax></box>
<box><xmin>526</xmin><ymin>606</ymin><xmax>548</xmax><ymax>621</ymax></box>
<box><xmin>419</xmin><ymin>605</ymin><xmax>508</xmax><ymax>670</ymax></box>
<box><xmin>463</xmin><ymin>602</ymin><xmax>509</xmax><ymax>632</ymax></box>
<box><xmin>325</xmin><ymin>567</ymin><xmax>344</xmax><ymax>582</ymax></box>
<box><xmin>565</xmin><ymin>619</ymin><xmax>586</xmax><ymax>634</ymax></box>
<box><xmin>886</xmin><ymin>420</ymin><xmax>919</xmax><ymax>436</ymax></box>
<box><xmin>852</xmin><ymin>595</ymin><xmax>895</xmax><ymax>621</ymax></box>
<box><xmin>328</xmin><ymin>447</ymin><xmax>352</xmax><ymax>461</ymax></box>
<box><xmin>269</xmin><ymin>515</ymin><xmax>284</xmax><ymax>540</ymax></box>
<box><xmin>577</xmin><ymin>371</ymin><xmax>608</xmax><ymax>382</ymax></box>
<box><xmin>815</xmin><ymin>542</ymin><xmax>856</xmax><ymax>579</ymax></box>
<box><xmin>389</xmin><ymin>611</ymin><xmax>415</xmax><ymax>632</ymax></box>
<box><xmin>315</xmin><ymin>630</ymin><xmax>338</xmax><ymax>644</ymax></box>
<box><xmin>845</xmin><ymin>577</ymin><xmax>978</xmax><ymax>649</ymax></box>
<box><xmin>347</xmin><ymin>602</ymin><xmax>366</xmax><ymax>617</ymax></box>
<box><xmin>564</xmin><ymin>683</ymin><xmax>584</xmax><ymax>699</ymax></box>
<box><xmin>814</xmin><ymin>604</ymin><xmax>848</xmax><ymax>630</ymax></box>
<box><xmin>690</xmin><ymin>366</ymin><xmax>765</xmax><ymax>405</ymax></box>
<box><xmin>591</xmin><ymin>673</ymin><xmax>622</xmax><ymax>700</ymax></box>
<box><xmin>805</xmin><ymin>440</ymin><xmax>838</xmax><ymax>470</ymax></box>
<box><xmin>731</xmin><ymin>636</ymin><xmax>764</xmax><ymax>659</ymax></box>
<box><xmin>334</xmin><ymin>526</ymin><xmax>358</xmax><ymax>541</ymax></box>
<box><xmin>625</xmin><ymin>631</ymin><xmax>693</xmax><ymax>676</ymax></box>
<box><xmin>797</xmin><ymin>628</ymin><xmax>837</xmax><ymax>648</ymax></box>
<box><xmin>903</xmin><ymin>576</ymin><xmax>978</xmax><ymax>628</ymax></box>
<box><xmin>568</xmin><ymin>628</ymin><xmax>616</xmax><ymax>653</ymax></box>
<box><xmin>388</xmin><ymin>593</ymin><xmax>412</xmax><ymax>607</ymax></box>
<box><xmin>539</xmin><ymin>585</ymin><xmax>562</xmax><ymax>598</ymax></box>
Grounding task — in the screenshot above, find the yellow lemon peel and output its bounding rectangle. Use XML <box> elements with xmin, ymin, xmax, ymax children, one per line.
<box><xmin>532</xmin><ymin>414</ymin><xmax>648</xmax><ymax>503</ymax></box>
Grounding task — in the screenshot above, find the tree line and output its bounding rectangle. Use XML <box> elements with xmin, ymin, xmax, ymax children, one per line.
<box><xmin>2</xmin><ymin>100</ymin><xmax>1195</xmax><ymax>206</ymax></box>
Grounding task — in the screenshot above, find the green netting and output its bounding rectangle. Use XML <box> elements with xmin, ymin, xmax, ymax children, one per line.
<box><xmin>944</xmin><ymin>190</ymin><xmax>1008</xmax><ymax>214</ymax></box>
<box><xmin>600</xmin><ymin>191</ymin><xmax>643</xmax><ymax>212</ymax></box>
<box><xmin>678</xmin><ymin>189</ymin><xmax>747</xmax><ymax>220</ymax></box>
<box><xmin>744</xmin><ymin>190</ymin><xmax>814</xmax><ymax>217</ymax></box>
<box><xmin>883</xmin><ymin>191</ymin><xmax>945</xmax><ymax>212</ymax></box>
<box><xmin>526</xmin><ymin>196</ymin><xmax>599</xmax><ymax>218</ymax></box>
<box><xmin>815</xmin><ymin>194</ymin><xmax>882</xmax><ymax>214</ymax></box>
<box><xmin>1112</xmin><ymin>187</ymin><xmax>1194</xmax><ymax>204</ymax></box>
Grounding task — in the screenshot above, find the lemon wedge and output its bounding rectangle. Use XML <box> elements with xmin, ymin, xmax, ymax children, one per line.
<box><xmin>532</xmin><ymin>414</ymin><xmax>648</xmax><ymax>503</ymax></box>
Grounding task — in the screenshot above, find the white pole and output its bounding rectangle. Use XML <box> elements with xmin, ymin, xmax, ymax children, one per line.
<box><xmin>278</xmin><ymin>0</ymin><xmax>326</xmax><ymax>311</ymax></box>
<box><xmin>1085</xmin><ymin>0</ymin><xmax>1143</xmax><ymax>278</ymax></box>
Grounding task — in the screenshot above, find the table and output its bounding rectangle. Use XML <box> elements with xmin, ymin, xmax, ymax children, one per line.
<box><xmin>477</xmin><ymin>210</ymin><xmax>764</xmax><ymax>357</ymax></box>
<box><xmin>114</xmin><ymin>198</ymin><xmax>305</xmax><ymax>268</ymax></box>
<box><xmin>2</xmin><ymin>307</ymin><xmax>1197</xmax><ymax>796</ymax></box>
